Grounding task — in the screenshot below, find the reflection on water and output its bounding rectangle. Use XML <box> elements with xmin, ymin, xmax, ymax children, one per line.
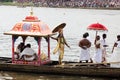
<box><xmin>0</xmin><ymin>6</ymin><xmax>120</xmax><ymax>79</ymax></box>
<box><xmin>0</xmin><ymin>71</ymin><xmax>119</xmax><ymax>80</ymax></box>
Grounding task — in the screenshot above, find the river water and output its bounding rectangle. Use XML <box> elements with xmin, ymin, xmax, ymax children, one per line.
<box><xmin>0</xmin><ymin>5</ymin><xmax>120</xmax><ymax>80</ymax></box>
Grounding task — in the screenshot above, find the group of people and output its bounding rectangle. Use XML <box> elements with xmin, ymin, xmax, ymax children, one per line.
<box><xmin>14</xmin><ymin>27</ymin><xmax>120</xmax><ymax>66</ymax></box>
<box><xmin>14</xmin><ymin>43</ymin><xmax>37</xmax><ymax>61</ymax></box>
<box><xmin>16</xmin><ymin>0</ymin><xmax>120</xmax><ymax>8</ymax></box>
<box><xmin>79</xmin><ymin>32</ymin><xmax>120</xmax><ymax>64</ymax></box>
<box><xmin>50</xmin><ymin>25</ymin><xmax>120</xmax><ymax>65</ymax></box>
<box><xmin>36</xmin><ymin>0</ymin><xmax>119</xmax><ymax>8</ymax></box>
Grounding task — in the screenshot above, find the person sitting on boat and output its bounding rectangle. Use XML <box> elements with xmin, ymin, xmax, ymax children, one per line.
<box><xmin>14</xmin><ymin>42</ymin><xmax>25</xmax><ymax>59</ymax></box>
<box><xmin>79</xmin><ymin>33</ymin><xmax>91</xmax><ymax>63</ymax></box>
<box><xmin>100</xmin><ymin>33</ymin><xmax>108</xmax><ymax>63</ymax></box>
<box><xmin>20</xmin><ymin>44</ymin><xmax>37</xmax><ymax>61</ymax></box>
<box><xmin>94</xmin><ymin>35</ymin><xmax>102</xmax><ymax>63</ymax></box>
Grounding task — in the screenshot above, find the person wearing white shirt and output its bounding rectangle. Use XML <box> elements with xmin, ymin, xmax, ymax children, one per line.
<box><xmin>20</xmin><ymin>44</ymin><xmax>37</xmax><ymax>61</ymax></box>
<box><xmin>100</xmin><ymin>34</ymin><xmax>108</xmax><ymax>62</ymax></box>
<box><xmin>108</xmin><ymin>35</ymin><xmax>120</xmax><ymax>67</ymax></box>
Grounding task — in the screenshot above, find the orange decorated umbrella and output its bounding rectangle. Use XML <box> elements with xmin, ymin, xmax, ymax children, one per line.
<box><xmin>4</xmin><ymin>11</ymin><xmax>53</xmax><ymax>37</ymax></box>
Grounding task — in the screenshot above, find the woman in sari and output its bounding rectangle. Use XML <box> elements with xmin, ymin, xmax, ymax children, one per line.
<box><xmin>51</xmin><ymin>28</ymin><xmax>70</xmax><ymax>65</ymax></box>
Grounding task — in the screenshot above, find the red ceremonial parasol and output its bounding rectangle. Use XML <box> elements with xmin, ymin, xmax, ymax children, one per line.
<box><xmin>87</xmin><ymin>22</ymin><xmax>108</xmax><ymax>40</ymax></box>
<box><xmin>87</xmin><ymin>23</ymin><xmax>108</xmax><ymax>31</ymax></box>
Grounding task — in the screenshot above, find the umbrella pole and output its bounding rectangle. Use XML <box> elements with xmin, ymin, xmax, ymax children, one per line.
<box><xmin>95</xmin><ymin>31</ymin><xmax>98</xmax><ymax>37</ymax></box>
<box><xmin>94</xmin><ymin>31</ymin><xmax>98</xmax><ymax>45</ymax></box>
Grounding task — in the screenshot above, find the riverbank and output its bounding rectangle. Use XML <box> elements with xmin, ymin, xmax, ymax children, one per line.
<box><xmin>0</xmin><ymin>2</ymin><xmax>32</xmax><ymax>6</ymax></box>
<box><xmin>0</xmin><ymin>2</ymin><xmax>120</xmax><ymax>10</ymax></box>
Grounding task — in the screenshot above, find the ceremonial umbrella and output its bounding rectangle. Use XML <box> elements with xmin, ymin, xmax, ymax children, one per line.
<box><xmin>87</xmin><ymin>23</ymin><xmax>108</xmax><ymax>31</ymax></box>
<box><xmin>52</xmin><ymin>23</ymin><xmax>66</xmax><ymax>33</ymax></box>
<box><xmin>87</xmin><ymin>23</ymin><xmax>108</xmax><ymax>42</ymax></box>
<box><xmin>4</xmin><ymin>13</ymin><xmax>52</xmax><ymax>37</ymax></box>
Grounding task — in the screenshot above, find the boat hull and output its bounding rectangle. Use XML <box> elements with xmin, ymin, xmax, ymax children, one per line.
<box><xmin>0</xmin><ymin>63</ymin><xmax>120</xmax><ymax>78</ymax></box>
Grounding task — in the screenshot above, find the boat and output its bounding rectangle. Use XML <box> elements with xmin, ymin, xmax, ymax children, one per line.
<box><xmin>1</xmin><ymin>8</ymin><xmax>120</xmax><ymax>78</ymax></box>
<box><xmin>1</xmin><ymin>57</ymin><xmax>120</xmax><ymax>78</ymax></box>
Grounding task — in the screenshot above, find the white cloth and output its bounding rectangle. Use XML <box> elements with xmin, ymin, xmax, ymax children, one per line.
<box><xmin>101</xmin><ymin>39</ymin><xmax>107</xmax><ymax>47</ymax></box>
<box><xmin>108</xmin><ymin>41</ymin><xmax>120</xmax><ymax>62</ymax></box>
<box><xmin>117</xmin><ymin>41</ymin><xmax>120</xmax><ymax>48</ymax></box>
<box><xmin>20</xmin><ymin>47</ymin><xmax>36</xmax><ymax>61</ymax></box>
<box><xmin>94</xmin><ymin>49</ymin><xmax>102</xmax><ymax>63</ymax></box>
<box><xmin>80</xmin><ymin>48</ymin><xmax>90</xmax><ymax>61</ymax></box>
<box><xmin>15</xmin><ymin>48</ymin><xmax>20</xmax><ymax>53</ymax></box>
<box><xmin>94</xmin><ymin>40</ymin><xmax>102</xmax><ymax>63</ymax></box>
<box><xmin>108</xmin><ymin>41</ymin><xmax>120</xmax><ymax>67</ymax></box>
<box><xmin>100</xmin><ymin>39</ymin><xmax>107</xmax><ymax>61</ymax></box>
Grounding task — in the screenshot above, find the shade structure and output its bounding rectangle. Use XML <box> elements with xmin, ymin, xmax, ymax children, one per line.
<box><xmin>52</xmin><ymin>23</ymin><xmax>66</xmax><ymax>33</ymax></box>
<box><xmin>4</xmin><ymin>14</ymin><xmax>53</xmax><ymax>37</ymax></box>
<box><xmin>87</xmin><ymin>23</ymin><xmax>108</xmax><ymax>31</ymax></box>
<box><xmin>4</xmin><ymin>11</ymin><xmax>53</xmax><ymax>65</ymax></box>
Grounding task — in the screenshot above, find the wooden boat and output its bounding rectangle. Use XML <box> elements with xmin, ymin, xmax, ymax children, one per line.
<box><xmin>1</xmin><ymin>57</ymin><xmax>120</xmax><ymax>78</ymax></box>
<box><xmin>1</xmin><ymin>9</ymin><xmax>120</xmax><ymax>78</ymax></box>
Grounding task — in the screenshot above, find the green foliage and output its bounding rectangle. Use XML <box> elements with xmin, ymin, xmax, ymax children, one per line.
<box><xmin>0</xmin><ymin>0</ymin><xmax>13</xmax><ymax>2</ymax></box>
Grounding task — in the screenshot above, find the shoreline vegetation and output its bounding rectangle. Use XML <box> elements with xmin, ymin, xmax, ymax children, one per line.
<box><xmin>0</xmin><ymin>2</ymin><xmax>120</xmax><ymax>10</ymax></box>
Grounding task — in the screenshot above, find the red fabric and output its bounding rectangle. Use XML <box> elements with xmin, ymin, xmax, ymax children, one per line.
<box><xmin>87</xmin><ymin>23</ymin><xmax>108</xmax><ymax>31</ymax></box>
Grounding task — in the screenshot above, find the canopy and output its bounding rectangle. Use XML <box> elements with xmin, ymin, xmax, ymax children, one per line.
<box><xmin>87</xmin><ymin>23</ymin><xmax>108</xmax><ymax>31</ymax></box>
<box><xmin>4</xmin><ymin>13</ymin><xmax>53</xmax><ymax>37</ymax></box>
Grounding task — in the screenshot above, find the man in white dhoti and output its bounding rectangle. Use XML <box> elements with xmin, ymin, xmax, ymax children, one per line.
<box><xmin>79</xmin><ymin>33</ymin><xmax>91</xmax><ymax>63</ymax></box>
<box><xmin>84</xmin><ymin>32</ymin><xmax>93</xmax><ymax>63</ymax></box>
<box><xmin>20</xmin><ymin>44</ymin><xmax>37</xmax><ymax>61</ymax></box>
<box><xmin>94</xmin><ymin>35</ymin><xmax>102</xmax><ymax>63</ymax></box>
<box><xmin>100</xmin><ymin>34</ymin><xmax>108</xmax><ymax>62</ymax></box>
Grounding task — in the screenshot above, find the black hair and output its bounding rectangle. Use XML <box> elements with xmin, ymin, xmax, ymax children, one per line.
<box><xmin>83</xmin><ymin>33</ymin><xmax>87</xmax><ymax>38</ymax></box>
<box><xmin>26</xmin><ymin>44</ymin><xmax>31</xmax><ymax>48</ymax></box>
<box><xmin>102</xmin><ymin>34</ymin><xmax>106</xmax><ymax>38</ymax></box>
<box><xmin>117</xmin><ymin>35</ymin><xmax>120</xmax><ymax>38</ymax></box>
<box><xmin>84</xmin><ymin>32</ymin><xmax>89</xmax><ymax>37</ymax></box>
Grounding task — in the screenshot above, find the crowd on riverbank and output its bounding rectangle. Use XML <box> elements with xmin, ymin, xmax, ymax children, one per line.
<box><xmin>16</xmin><ymin>0</ymin><xmax>120</xmax><ymax>9</ymax></box>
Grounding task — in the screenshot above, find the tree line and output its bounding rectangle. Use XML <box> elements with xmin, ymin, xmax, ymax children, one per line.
<box><xmin>0</xmin><ymin>0</ymin><xmax>13</xmax><ymax>2</ymax></box>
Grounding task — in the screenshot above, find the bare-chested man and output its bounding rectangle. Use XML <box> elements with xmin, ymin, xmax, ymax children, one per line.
<box><xmin>79</xmin><ymin>33</ymin><xmax>91</xmax><ymax>63</ymax></box>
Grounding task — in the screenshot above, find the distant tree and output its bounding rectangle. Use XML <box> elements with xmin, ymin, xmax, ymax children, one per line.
<box><xmin>0</xmin><ymin>0</ymin><xmax>13</xmax><ymax>2</ymax></box>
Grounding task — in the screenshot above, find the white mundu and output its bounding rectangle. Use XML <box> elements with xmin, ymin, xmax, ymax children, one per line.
<box><xmin>94</xmin><ymin>40</ymin><xmax>102</xmax><ymax>63</ymax></box>
<box><xmin>20</xmin><ymin>47</ymin><xmax>36</xmax><ymax>61</ymax></box>
<box><xmin>80</xmin><ymin>48</ymin><xmax>90</xmax><ymax>61</ymax></box>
